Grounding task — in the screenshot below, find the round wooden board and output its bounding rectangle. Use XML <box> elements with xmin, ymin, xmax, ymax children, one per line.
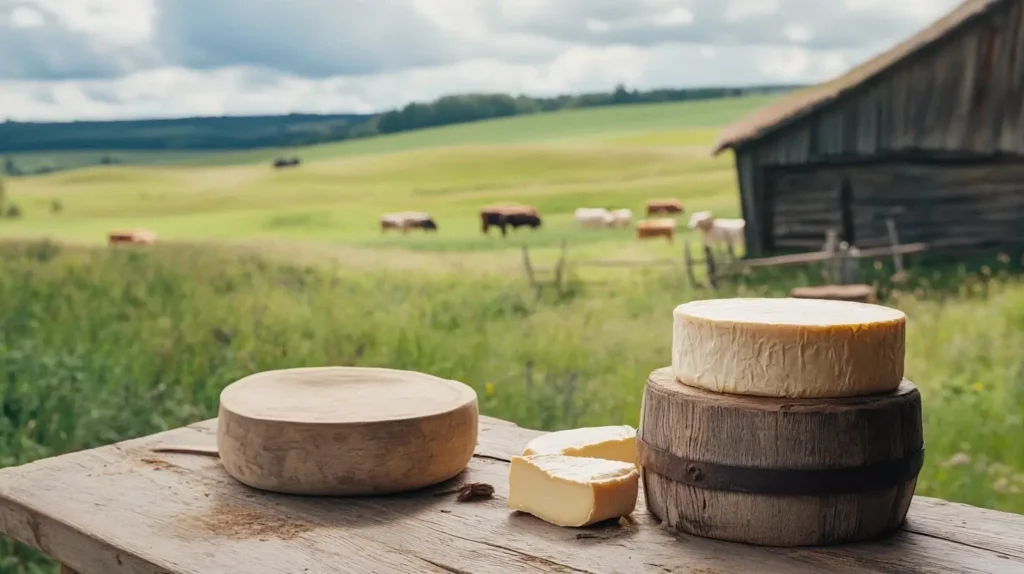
<box><xmin>217</xmin><ymin>366</ymin><xmax>479</xmax><ymax>496</ymax></box>
<box><xmin>639</xmin><ymin>367</ymin><xmax>923</xmax><ymax>547</ymax></box>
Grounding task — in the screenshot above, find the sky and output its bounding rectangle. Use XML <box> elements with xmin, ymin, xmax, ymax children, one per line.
<box><xmin>0</xmin><ymin>0</ymin><xmax>963</xmax><ymax>122</ymax></box>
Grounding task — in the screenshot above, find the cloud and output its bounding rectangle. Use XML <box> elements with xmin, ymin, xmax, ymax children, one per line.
<box><xmin>0</xmin><ymin>0</ymin><xmax>964</xmax><ymax>121</ymax></box>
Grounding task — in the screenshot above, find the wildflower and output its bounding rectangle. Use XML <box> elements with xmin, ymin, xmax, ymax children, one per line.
<box><xmin>485</xmin><ymin>382</ymin><xmax>495</xmax><ymax>398</ymax></box>
<box><xmin>993</xmin><ymin>477</ymin><xmax>1019</xmax><ymax>494</ymax></box>
<box><xmin>943</xmin><ymin>452</ymin><xmax>971</xmax><ymax>467</ymax></box>
<box><xmin>972</xmin><ymin>382</ymin><xmax>984</xmax><ymax>392</ymax></box>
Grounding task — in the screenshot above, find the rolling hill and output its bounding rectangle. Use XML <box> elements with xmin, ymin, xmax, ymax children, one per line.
<box><xmin>0</xmin><ymin>96</ymin><xmax>772</xmax><ymax>271</ymax></box>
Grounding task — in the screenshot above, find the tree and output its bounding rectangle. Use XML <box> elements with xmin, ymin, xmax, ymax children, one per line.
<box><xmin>3</xmin><ymin>156</ymin><xmax>17</xmax><ymax>176</ymax></box>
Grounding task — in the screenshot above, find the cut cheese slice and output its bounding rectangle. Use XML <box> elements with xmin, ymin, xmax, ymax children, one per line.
<box><xmin>522</xmin><ymin>425</ymin><xmax>636</xmax><ymax>467</ymax></box>
<box><xmin>507</xmin><ymin>454</ymin><xmax>639</xmax><ymax>527</ymax></box>
<box><xmin>672</xmin><ymin>297</ymin><xmax>906</xmax><ymax>399</ymax></box>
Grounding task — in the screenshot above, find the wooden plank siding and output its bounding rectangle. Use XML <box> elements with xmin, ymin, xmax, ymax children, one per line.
<box><xmin>764</xmin><ymin>160</ymin><xmax>1024</xmax><ymax>252</ymax></box>
<box><xmin>732</xmin><ymin>0</ymin><xmax>1024</xmax><ymax>256</ymax></box>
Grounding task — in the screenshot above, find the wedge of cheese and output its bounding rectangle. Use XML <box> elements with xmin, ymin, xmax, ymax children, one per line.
<box><xmin>508</xmin><ymin>454</ymin><xmax>639</xmax><ymax>527</ymax></box>
<box><xmin>522</xmin><ymin>425</ymin><xmax>636</xmax><ymax>467</ymax></box>
<box><xmin>673</xmin><ymin>297</ymin><xmax>906</xmax><ymax>399</ymax></box>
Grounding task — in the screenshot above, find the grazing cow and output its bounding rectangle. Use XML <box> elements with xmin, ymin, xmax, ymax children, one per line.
<box><xmin>380</xmin><ymin>211</ymin><xmax>438</xmax><ymax>233</ymax></box>
<box><xmin>108</xmin><ymin>229</ymin><xmax>156</xmax><ymax>246</ymax></box>
<box><xmin>688</xmin><ymin>210</ymin><xmax>745</xmax><ymax>255</ymax></box>
<box><xmin>635</xmin><ymin>219</ymin><xmax>676</xmax><ymax>242</ymax></box>
<box><xmin>646</xmin><ymin>198</ymin><xmax>684</xmax><ymax>217</ymax></box>
<box><xmin>480</xmin><ymin>204</ymin><xmax>542</xmax><ymax>237</ymax></box>
<box><xmin>575</xmin><ymin>208</ymin><xmax>615</xmax><ymax>228</ymax></box>
<box><xmin>610</xmin><ymin>208</ymin><xmax>633</xmax><ymax>228</ymax></box>
<box><xmin>272</xmin><ymin>157</ymin><xmax>301</xmax><ymax>169</ymax></box>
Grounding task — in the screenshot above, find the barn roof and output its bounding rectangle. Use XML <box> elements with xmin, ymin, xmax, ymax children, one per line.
<box><xmin>711</xmin><ymin>0</ymin><xmax>1008</xmax><ymax>155</ymax></box>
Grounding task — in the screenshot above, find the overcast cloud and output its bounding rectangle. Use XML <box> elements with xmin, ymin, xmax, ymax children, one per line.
<box><xmin>0</xmin><ymin>0</ymin><xmax>961</xmax><ymax>121</ymax></box>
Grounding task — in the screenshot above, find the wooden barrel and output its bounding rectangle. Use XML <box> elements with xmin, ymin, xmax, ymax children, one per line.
<box><xmin>638</xmin><ymin>367</ymin><xmax>923</xmax><ymax>547</ymax></box>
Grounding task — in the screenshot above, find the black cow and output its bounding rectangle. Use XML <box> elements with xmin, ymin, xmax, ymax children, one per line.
<box><xmin>273</xmin><ymin>157</ymin><xmax>302</xmax><ymax>169</ymax></box>
<box><xmin>414</xmin><ymin>218</ymin><xmax>439</xmax><ymax>232</ymax></box>
<box><xmin>481</xmin><ymin>210</ymin><xmax>542</xmax><ymax>237</ymax></box>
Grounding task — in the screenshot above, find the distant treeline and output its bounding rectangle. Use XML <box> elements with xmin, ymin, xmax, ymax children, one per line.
<box><xmin>0</xmin><ymin>83</ymin><xmax>801</xmax><ymax>163</ymax></box>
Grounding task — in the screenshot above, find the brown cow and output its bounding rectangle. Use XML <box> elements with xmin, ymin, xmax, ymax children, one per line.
<box><xmin>480</xmin><ymin>204</ymin><xmax>541</xmax><ymax>236</ymax></box>
<box><xmin>108</xmin><ymin>229</ymin><xmax>156</xmax><ymax>246</ymax></box>
<box><xmin>635</xmin><ymin>219</ymin><xmax>675</xmax><ymax>242</ymax></box>
<box><xmin>646</xmin><ymin>198</ymin><xmax>684</xmax><ymax>217</ymax></box>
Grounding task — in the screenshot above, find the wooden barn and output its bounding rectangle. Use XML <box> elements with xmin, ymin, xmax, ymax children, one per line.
<box><xmin>713</xmin><ymin>0</ymin><xmax>1024</xmax><ymax>257</ymax></box>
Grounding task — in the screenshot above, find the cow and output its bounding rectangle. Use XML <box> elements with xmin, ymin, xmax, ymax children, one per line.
<box><xmin>610</xmin><ymin>208</ymin><xmax>633</xmax><ymax>228</ymax></box>
<box><xmin>688</xmin><ymin>210</ymin><xmax>744</xmax><ymax>257</ymax></box>
<box><xmin>272</xmin><ymin>157</ymin><xmax>301</xmax><ymax>169</ymax></box>
<box><xmin>108</xmin><ymin>229</ymin><xmax>156</xmax><ymax>246</ymax></box>
<box><xmin>575</xmin><ymin>208</ymin><xmax>615</xmax><ymax>228</ymax></box>
<box><xmin>480</xmin><ymin>204</ymin><xmax>542</xmax><ymax>237</ymax></box>
<box><xmin>646</xmin><ymin>198</ymin><xmax>684</xmax><ymax>217</ymax></box>
<box><xmin>380</xmin><ymin>212</ymin><xmax>438</xmax><ymax>234</ymax></box>
<box><xmin>635</xmin><ymin>219</ymin><xmax>675</xmax><ymax>242</ymax></box>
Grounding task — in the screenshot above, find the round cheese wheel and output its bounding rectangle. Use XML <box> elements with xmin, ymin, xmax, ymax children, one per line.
<box><xmin>672</xmin><ymin>297</ymin><xmax>906</xmax><ymax>398</ymax></box>
<box><xmin>217</xmin><ymin>366</ymin><xmax>478</xmax><ymax>495</ymax></box>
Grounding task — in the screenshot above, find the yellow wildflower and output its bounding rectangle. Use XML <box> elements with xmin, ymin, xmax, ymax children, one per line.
<box><xmin>972</xmin><ymin>382</ymin><xmax>984</xmax><ymax>392</ymax></box>
<box><xmin>485</xmin><ymin>382</ymin><xmax>495</xmax><ymax>398</ymax></box>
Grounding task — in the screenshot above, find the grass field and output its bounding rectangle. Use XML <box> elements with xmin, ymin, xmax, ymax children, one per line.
<box><xmin>1</xmin><ymin>95</ymin><xmax>1023</xmax><ymax>572</ymax></box>
<box><xmin>0</xmin><ymin>98</ymin><xmax>762</xmax><ymax>271</ymax></box>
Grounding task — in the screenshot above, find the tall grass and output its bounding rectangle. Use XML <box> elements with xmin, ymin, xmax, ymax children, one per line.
<box><xmin>0</xmin><ymin>240</ymin><xmax>1022</xmax><ymax>572</ymax></box>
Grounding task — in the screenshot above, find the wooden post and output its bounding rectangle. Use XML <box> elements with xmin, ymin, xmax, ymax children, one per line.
<box><xmin>60</xmin><ymin>566</ymin><xmax>81</xmax><ymax>574</ymax></box>
<box><xmin>705</xmin><ymin>244</ymin><xmax>719</xmax><ymax>290</ymax></box>
<box><xmin>521</xmin><ymin>245</ymin><xmax>540</xmax><ymax>299</ymax></box>
<box><xmin>684</xmin><ymin>239</ymin><xmax>700</xmax><ymax>289</ymax></box>
<box><xmin>823</xmin><ymin>229</ymin><xmax>839</xmax><ymax>284</ymax></box>
<box><xmin>554</xmin><ymin>238</ymin><xmax>567</xmax><ymax>295</ymax></box>
<box><xmin>885</xmin><ymin>218</ymin><xmax>906</xmax><ymax>276</ymax></box>
<box><xmin>837</xmin><ymin>243</ymin><xmax>862</xmax><ymax>285</ymax></box>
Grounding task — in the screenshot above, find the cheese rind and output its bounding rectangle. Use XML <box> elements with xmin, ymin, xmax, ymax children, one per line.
<box><xmin>507</xmin><ymin>454</ymin><xmax>639</xmax><ymax>527</ymax></box>
<box><xmin>522</xmin><ymin>425</ymin><xmax>637</xmax><ymax>467</ymax></box>
<box><xmin>672</xmin><ymin>297</ymin><xmax>906</xmax><ymax>399</ymax></box>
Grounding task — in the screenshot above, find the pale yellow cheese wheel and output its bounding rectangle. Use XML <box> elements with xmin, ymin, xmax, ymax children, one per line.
<box><xmin>217</xmin><ymin>366</ymin><xmax>478</xmax><ymax>495</ymax></box>
<box><xmin>672</xmin><ymin>297</ymin><xmax>906</xmax><ymax>398</ymax></box>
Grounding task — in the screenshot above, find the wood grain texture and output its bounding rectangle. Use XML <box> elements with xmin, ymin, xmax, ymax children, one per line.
<box><xmin>0</xmin><ymin>416</ymin><xmax>1020</xmax><ymax>573</ymax></box>
<box><xmin>639</xmin><ymin>367</ymin><xmax>923</xmax><ymax>547</ymax></box>
<box><xmin>216</xmin><ymin>366</ymin><xmax>479</xmax><ymax>496</ymax></box>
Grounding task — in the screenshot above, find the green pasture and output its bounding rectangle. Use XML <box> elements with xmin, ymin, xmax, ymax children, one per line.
<box><xmin>2</xmin><ymin>98</ymin><xmax>764</xmax><ymax>270</ymax></box>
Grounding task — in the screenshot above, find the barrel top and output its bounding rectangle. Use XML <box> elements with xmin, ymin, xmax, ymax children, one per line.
<box><xmin>648</xmin><ymin>367</ymin><xmax>919</xmax><ymax>411</ymax></box>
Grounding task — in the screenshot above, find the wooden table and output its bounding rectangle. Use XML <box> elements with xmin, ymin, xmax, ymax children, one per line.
<box><xmin>1</xmin><ymin>416</ymin><xmax>1022</xmax><ymax>574</ymax></box>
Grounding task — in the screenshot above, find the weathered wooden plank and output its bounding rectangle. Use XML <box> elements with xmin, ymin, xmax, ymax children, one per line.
<box><xmin>722</xmin><ymin>243</ymin><xmax>929</xmax><ymax>272</ymax></box>
<box><xmin>903</xmin><ymin>498</ymin><xmax>1024</xmax><ymax>560</ymax></box>
<box><xmin>1</xmin><ymin>416</ymin><xmax>1022</xmax><ymax>574</ymax></box>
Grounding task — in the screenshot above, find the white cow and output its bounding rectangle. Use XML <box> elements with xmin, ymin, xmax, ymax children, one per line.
<box><xmin>575</xmin><ymin>208</ymin><xmax>615</xmax><ymax>228</ymax></box>
<box><xmin>609</xmin><ymin>208</ymin><xmax>633</xmax><ymax>228</ymax></box>
<box><xmin>688</xmin><ymin>210</ymin><xmax>745</xmax><ymax>256</ymax></box>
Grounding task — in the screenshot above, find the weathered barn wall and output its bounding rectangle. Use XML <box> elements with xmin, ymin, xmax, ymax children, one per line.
<box><xmin>733</xmin><ymin>0</ymin><xmax>1024</xmax><ymax>256</ymax></box>
<box><xmin>764</xmin><ymin>160</ymin><xmax>1024</xmax><ymax>252</ymax></box>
